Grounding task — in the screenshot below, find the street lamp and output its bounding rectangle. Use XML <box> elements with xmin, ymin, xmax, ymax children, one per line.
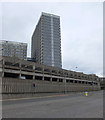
<box><xmin>64</xmin><ymin>77</ymin><xmax>66</xmax><ymax>94</ymax></box>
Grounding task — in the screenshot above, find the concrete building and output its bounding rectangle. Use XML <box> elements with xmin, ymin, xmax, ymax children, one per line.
<box><xmin>31</xmin><ymin>12</ymin><xmax>62</xmax><ymax>68</ymax></box>
<box><xmin>0</xmin><ymin>40</ymin><xmax>27</xmax><ymax>60</ymax></box>
<box><xmin>0</xmin><ymin>56</ymin><xmax>100</xmax><ymax>99</ymax></box>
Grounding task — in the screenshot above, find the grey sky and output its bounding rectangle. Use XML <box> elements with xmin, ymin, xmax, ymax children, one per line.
<box><xmin>1</xmin><ymin>2</ymin><xmax>103</xmax><ymax>77</ymax></box>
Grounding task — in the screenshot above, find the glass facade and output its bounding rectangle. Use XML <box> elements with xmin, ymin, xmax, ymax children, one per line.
<box><xmin>31</xmin><ymin>12</ymin><xmax>62</xmax><ymax>68</ymax></box>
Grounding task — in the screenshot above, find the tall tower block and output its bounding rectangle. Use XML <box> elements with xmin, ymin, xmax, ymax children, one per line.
<box><xmin>31</xmin><ymin>12</ymin><xmax>62</xmax><ymax>68</ymax></box>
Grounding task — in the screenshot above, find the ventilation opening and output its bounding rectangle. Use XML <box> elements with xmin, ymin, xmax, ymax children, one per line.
<box><xmin>44</xmin><ymin>77</ymin><xmax>50</xmax><ymax>81</ymax></box>
<box><xmin>4</xmin><ymin>72</ymin><xmax>19</xmax><ymax>78</ymax></box>
<box><xmin>35</xmin><ymin>76</ymin><xmax>43</xmax><ymax>80</ymax></box>
<box><xmin>21</xmin><ymin>74</ymin><xmax>33</xmax><ymax>80</ymax></box>
<box><xmin>59</xmin><ymin>79</ymin><xmax>63</xmax><ymax>82</ymax></box>
<box><xmin>52</xmin><ymin>78</ymin><xmax>57</xmax><ymax>82</ymax></box>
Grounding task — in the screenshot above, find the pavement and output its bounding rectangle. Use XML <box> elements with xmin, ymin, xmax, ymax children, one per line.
<box><xmin>2</xmin><ymin>90</ymin><xmax>103</xmax><ymax>118</ymax></box>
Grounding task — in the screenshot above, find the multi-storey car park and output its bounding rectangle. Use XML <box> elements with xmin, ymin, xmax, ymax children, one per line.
<box><xmin>0</xmin><ymin>56</ymin><xmax>100</xmax><ymax>99</ymax></box>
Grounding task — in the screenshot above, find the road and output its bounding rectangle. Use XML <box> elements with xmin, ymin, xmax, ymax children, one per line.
<box><xmin>2</xmin><ymin>90</ymin><xmax>103</xmax><ymax>118</ymax></box>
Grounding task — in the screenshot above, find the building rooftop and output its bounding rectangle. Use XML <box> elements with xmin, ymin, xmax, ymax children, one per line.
<box><xmin>0</xmin><ymin>40</ymin><xmax>27</xmax><ymax>45</ymax></box>
<box><xmin>42</xmin><ymin>12</ymin><xmax>60</xmax><ymax>18</ymax></box>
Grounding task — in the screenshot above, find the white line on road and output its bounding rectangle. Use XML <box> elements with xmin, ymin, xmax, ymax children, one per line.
<box><xmin>1</xmin><ymin>94</ymin><xmax>69</xmax><ymax>102</ymax></box>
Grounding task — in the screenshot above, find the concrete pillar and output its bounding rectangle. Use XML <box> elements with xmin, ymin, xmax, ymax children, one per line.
<box><xmin>33</xmin><ymin>75</ymin><xmax>35</xmax><ymax>80</ymax></box>
<box><xmin>63</xmin><ymin>78</ymin><xmax>66</xmax><ymax>83</ymax></box>
<box><xmin>57</xmin><ymin>78</ymin><xmax>59</xmax><ymax>82</ymax></box>
<box><xmin>19</xmin><ymin>61</ymin><xmax>21</xmax><ymax>68</ymax></box>
<box><xmin>33</xmin><ymin>65</ymin><xmax>35</xmax><ymax>70</ymax></box>
<box><xmin>42</xmin><ymin>67</ymin><xmax>44</xmax><ymax>80</ymax></box>
<box><xmin>2</xmin><ymin>71</ymin><xmax>4</xmax><ymax>77</ymax></box>
<box><xmin>42</xmin><ymin>76</ymin><xmax>44</xmax><ymax>80</ymax></box>
<box><xmin>73</xmin><ymin>80</ymin><xmax>75</xmax><ymax>83</ymax></box>
<box><xmin>19</xmin><ymin>62</ymin><xmax>21</xmax><ymax>79</ymax></box>
<box><xmin>42</xmin><ymin>67</ymin><xmax>44</xmax><ymax>74</ymax></box>
<box><xmin>50</xmin><ymin>77</ymin><xmax>52</xmax><ymax>82</ymax></box>
<box><xmin>2</xmin><ymin>59</ymin><xmax>5</xmax><ymax>77</ymax></box>
<box><xmin>19</xmin><ymin>74</ymin><xmax>21</xmax><ymax>79</ymax></box>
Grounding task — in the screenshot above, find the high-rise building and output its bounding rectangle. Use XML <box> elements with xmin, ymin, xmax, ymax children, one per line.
<box><xmin>31</xmin><ymin>12</ymin><xmax>62</xmax><ymax>68</ymax></box>
<box><xmin>0</xmin><ymin>40</ymin><xmax>27</xmax><ymax>59</ymax></box>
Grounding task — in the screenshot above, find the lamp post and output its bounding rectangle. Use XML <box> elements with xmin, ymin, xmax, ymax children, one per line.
<box><xmin>64</xmin><ymin>77</ymin><xmax>66</xmax><ymax>94</ymax></box>
<box><xmin>75</xmin><ymin>66</ymin><xmax>78</xmax><ymax>71</ymax></box>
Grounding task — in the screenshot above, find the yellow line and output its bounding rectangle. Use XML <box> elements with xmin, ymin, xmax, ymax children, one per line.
<box><xmin>1</xmin><ymin>94</ymin><xmax>68</xmax><ymax>102</ymax></box>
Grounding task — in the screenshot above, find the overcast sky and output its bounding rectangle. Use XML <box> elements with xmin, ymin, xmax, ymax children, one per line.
<box><xmin>1</xmin><ymin>2</ymin><xmax>103</xmax><ymax>77</ymax></box>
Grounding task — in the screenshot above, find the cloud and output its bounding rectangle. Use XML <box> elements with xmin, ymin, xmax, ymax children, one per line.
<box><xmin>1</xmin><ymin>2</ymin><xmax>103</xmax><ymax>76</ymax></box>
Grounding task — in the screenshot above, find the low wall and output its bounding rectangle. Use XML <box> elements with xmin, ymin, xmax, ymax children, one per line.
<box><xmin>2</xmin><ymin>77</ymin><xmax>100</xmax><ymax>99</ymax></box>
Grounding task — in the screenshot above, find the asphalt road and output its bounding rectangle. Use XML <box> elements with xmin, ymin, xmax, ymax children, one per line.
<box><xmin>2</xmin><ymin>90</ymin><xmax>103</xmax><ymax>118</ymax></box>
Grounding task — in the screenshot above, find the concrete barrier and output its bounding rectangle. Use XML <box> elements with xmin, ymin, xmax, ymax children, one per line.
<box><xmin>2</xmin><ymin>77</ymin><xmax>100</xmax><ymax>99</ymax></box>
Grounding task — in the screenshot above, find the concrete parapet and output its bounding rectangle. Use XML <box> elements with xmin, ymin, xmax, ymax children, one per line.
<box><xmin>2</xmin><ymin>77</ymin><xmax>100</xmax><ymax>99</ymax></box>
<box><xmin>0</xmin><ymin>56</ymin><xmax>101</xmax><ymax>99</ymax></box>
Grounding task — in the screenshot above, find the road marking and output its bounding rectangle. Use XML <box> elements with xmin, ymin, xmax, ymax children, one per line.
<box><xmin>1</xmin><ymin>94</ymin><xmax>69</xmax><ymax>102</ymax></box>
